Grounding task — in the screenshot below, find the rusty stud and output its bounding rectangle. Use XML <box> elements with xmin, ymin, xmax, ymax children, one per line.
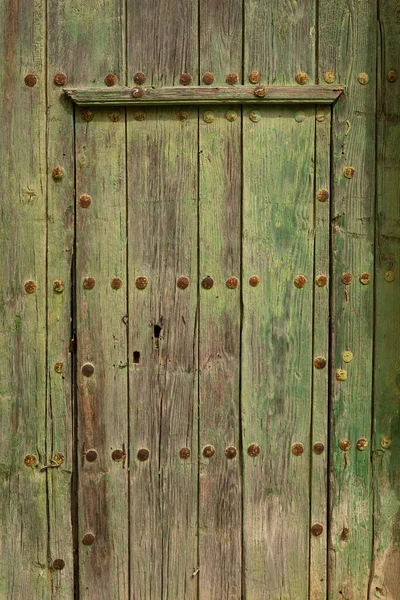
<box><xmin>24</xmin><ymin>280</ymin><xmax>37</xmax><ymax>294</ymax></box>
<box><xmin>180</xmin><ymin>73</ymin><xmax>193</xmax><ymax>86</ymax></box>
<box><xmin>135</xmin><ymin>276</ymin><xmax>148</xmax><ymax>290</ymax></box>
<box><xmin>226</xmin><ymin>277</ymin><xmax>238</xmax><ymax>289</ymax></box>
<box><xmin>52</xmin><ymin>558</ymin><xmax>65</xmax><ymax>570</ymax></box>
<box><xmin>134</xmin><ymin>111</ymin><xmax>145</xmax><ymax>121</ymax></box>
<box><xmin>82</xmin><ymin>533</ymin><xmax>95</xmax><ymax>546</ymax></box>
<box><xmin>316</xmin><ymin>274</ymin><xmax>328</xmax><ymax>287</ymax></box>
<box><xmin>314</xmin><ymin>357</ymin><xmax>327</xmax><ymax>370</ymax></box>
<box><xmin>226</xmin><ymin>110</ymin><xmax>238</xmax><ymax>122</ymax></box>
<box><xmin>203</xmin><ymin>445</ymin><xmax>215</xmax><ymax>458</ymax></box>
<box><xmin>295</xmin><ymin>72</ymin><xmax>308</xmax><ymax>85</ymax></box>
<box><xmin>249</xmin><ymin>71</ymin><xmax>261</xmax><ymax>84</ymax></box>
<box><xmin>83</xmin><ymin>277</ymin><xmax>96</xmax><ymax>290</ymax></box>
<box><xmin>387</xmin><ymin>70</ymin><xmax>398</xmax><ymax>83</ymax></box>
<box><xmin>359</xmin><ymin>272</ymin><xmax>370</xmax><ymax>285</ymax></box>
<box><xmin>177</xmin><ymin>111</ymin><xmax>189</xmax><ymax>121</ymax></box>
<box><xmin>358</xmin><ymin>72</ymin><xmax>369</xmax><ymax>85</ymax></box>
<box><xmin>108</xmin><ymin>111</ymin><xmax>120</xmax><ymax>122</ymax></box>
<box><xmin>248</xmin><ymin>443</ymin><xmax>260</xmax><ymax>457</ymax></box>
<box><xmin>324</xmin><ymin>71</ymin><xmax>335</xmax><ymax>83</ymax></box>
<box><xmin>339</xmin><ymin>439</ymin><xmax>351</xmax><ymax>451</ymax></box>
<box><xmin>180</xmin><ymin>447</ymin><xmax>191</xmax><ymax>459</ymax></box>
<box><xmin>225</xmin><ymin>446</ymin><xmax>237</xmax><ymax>459</ymax></box>
<box><xmin>177</xmin><ymin>276</ymin><xmax>190</xmax><ymax>289</ymax></box>
<box><xmin>342</xmin><ymin>350</ymin><xmax>354</xmax><ymax>363</ymax></box>
<box><xmin>292</xmin><ymin>443</ymin><xmax>304</xmax><ymax>456</ymax></box>
<box><xmin>317</xmin><ymin>188</ymin><xmax>329</xmax><ymax>202</ymax></box>
<box><xmin>344</xmin><ymin>166</ymin><xmax>355</xmax><ymax>179</ymax></box>
<box><xmin>203</xmin><ymin>111</ymin><xmax>214</xmax><ymax>123</ymax></box>
<box><xmin>249</xmin><ymin>110</ymin><xmax>261</xmax><ymax>123</ymax></box>
<box><xmin>202</xmin><ymin>276</ymin><xmax>214</xmax><ymax>290</ymax></box>
<box><xmin>249</xmin><ymin>275</ymin><xmax>259</xmax><ymax>287</ymax></box>
<box><xmin>356</xmin><ymin>437</ymin><xmax>368</xmax><ymax>451</ymax></box>
<box><xmin>336</xmin><ymin>369</ymin><xmax>347</xmax><ymax>382</ymax></box>
<box><xmin>253</xmin><ymin>85</ymin><xmax>266</xmax><ymax>98</ymax></box>
<box><xmin>381</xmin><ymin>437</ymin><xmax>392</xmax><ymax>449</ymax></box>
<box><xmin>316</xmin><ymin>112</ymin><xmax>327</xmax><ymax>122</ymax></box>
<box><xmin>53</xmin><ymin>453</ymin><xmax>65</xmax><ymax>465</ymax></box>
<box><xmin>52</xmin><ymin>166</ymin><xmax>64</xmax><ymax>181</ymax></box>
<box><xmin>104</xmin><ymin>73</ymin><xmax>117</xmax><ymax>87</ymax></box>
<box><xmin>226</xmin><ymin>72</ymin><xmax>239</xmax><ymax>85</ymax></box>
<box><xmin>24</xmin><ymin>73</ymin><xmax>38</xmax><ymax>87</ymax></box>
<box><xmin>384</xmin><ymin>270</ymin><xmax>395</xmax><ymax>282</ymax></box>
<box><xmin>313</xmin><ymin>442</ymin><xmax>325</xmax><ymax>455</ymax></box>
<box><xmin>132</xmin><ymin>87</ymin><xmax>144</xmax><ymax>98</ymax></box>
<box><xmin>295</xmin><ymin>112</ymin><xmax>306</xmax><ymax>123</ymax></box>
<box><xmin>133</xmin><ymin>72</ymin><xmax>146</xmax><ymax>85</ymax></box>
<box><xmin>111</xmin><ymin>449</ymin><xmax>124</xmax><ymax>462</ymax></box>
<box><xmin>79</xmin><ymin>194</ymin><xmax>92</xmax><ymax>208</ymax></box>
<box><xmin>81</xmin><ymin>109</ymin><xmax>93</xmax><ymax>122</ymax></box>
<box><xmin>54</xmin><ymin>362</ymin><xmax>63</xmax><ymax>374</ymax></box>
<box><xmin>111</xmin><ymin>277</ymin><xmax>122</xmax><ymax>290</ymax></box>
<box><xmin>82</xmin><ymin>363</ymin><xmax>94</xmax><ymax>378</ymax></box>
<box><xmin>341</xmin><ymin>527</ymin><xmax>350</xmax><ymax>540</ymax></box>
<box><xmin>54</xmin><ymin>72</ymin><xmax>67</xmax><ymax>86</ymax></box>
<box><xmin>341</xmin><ymin>272</ymin><xmax>353</xmax><ymax>285</ymax></box>
<box><xmin>85</xmin><ymin>449</ymin><xmax>97</xmax><ymax>462</ymax></box>
<box><xmin>294</xmin><ymin>275</ymin><xmax>307</xmax><ymax>289</ymax></box>
<box><xmin>202</xmin><ymin>72</ymin><xmax>215</xmax><ymax>85</ymax></box>
<box><xmin>311</xmin><ymin>523</ymin><xmax>323</xmax><ymax>536</ymax></box>
<box><xmin>24</xmin><ymin>454</ymin><xmax>37</xmax><ymax>467</ymax></box>
<box><xmin>137</xmin><ymin>448</ymin><xmax>149</xmax><ymax>461</ymax></box>
<box><xmin>53</xmin><ymin>279</ymin><xmax>64</xmax><ymax>293</ymax></box>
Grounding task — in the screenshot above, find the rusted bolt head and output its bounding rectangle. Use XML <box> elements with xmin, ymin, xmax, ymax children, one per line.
<box><xmin>358</xmin><ymin>72</ymin><xmax>369</xmax><ymax>85</ymax></box>
<box><xmin>336</xmin><ymin>369</ymin><xmax>347</xmax><ymax>382</ymax></box>
<box><xmin>359</xmin><ymin>272</ymin><xmax>370</xmax><ymax>285</ymax></box>
<box><xmin>83</xmin><ymin>276</ymin><xmax>96</xmax><ymax>290</ymax></box>
<box><xmin>54</xmin><ymin>362</ymin><xmax>63</xmax><ymax>373</ymax></box>
<box><xmin>111</xmin><ymin>277</ymin><xmax>122</xmax><ymax>290</ymax></box>
<box><xmin>85</xmin><ymin>449</ymin><xmax>98</xmax><ymax>462</ymax></box>
<box><xmin>82</xmin><ymin>363</ymin><xmax>94</xmax><ymax>378</ymax></box>
<box><xmin>79</xmin><ymin>194</ymin><xmax>92</xmax><ymax>208</ymax></box>
<box><xmin>202</xmin><ymin>72</ymin><xmax>214</xmax><ymax>85</ymax></box>
<box><xmin>52</xmin><ymin>166</ymin><xmax>64</xmax><ymax>181</ymax></box>
<box><xmin>341</xmin><ymin>272</ymin><xmax>353</xmax><ymax>285</ymax></box>
<box><xmin>226</xmin><ymin>110</ymin><xmax>238</xmax><ymax>122</ymax></box>
<box><xmin>177</xmin><ymin>276</ymin><xmax>190</xmax><ymax>289</ymax></box>
<box><xmin>253</xmin><ymin>85</ymin><xmax>266</xmax><ymax>98</ymax></box>
<box><xmin>314</xmin><ymin>357</ymin><xmax>327</xmax><ymax>370</ymax></box>
<box><xmin>249</xmin><ymin>110</ymin><xmax>261</xmax><ymax>123</ymax></box>
<box><xmin>339</xmin><ymin>439</ymin><xmax>351</xmax><ymax>451</ymax></box>
<box><xmin>111</xmin><ymin>449</ymin><xmax>124</xmax><ymax>461</ymax></box>
<box><xmin>180</xmin><ymin>447</ymin><xmax>191</xmax><ymax>459</ymax></box>
<box><xmin>81</xmin><ymin>109</ymin><xmax>93</xmax><ymax>122</ymax></box>
<box><xmin>82</xmin><ymin>533</ymin><xmax>95</xmax><ymax>546</ymax></box>
<box><xmin>104</xmin><ymin>73</ymin><xmax>117</xmax><ymax>86</ymax></box>
<box><xmin>226</xmin><ymin>72</ymin><xmax>239</xmax><ymax>85</ymax></box>
<box><xmin>249</xmin><ymin>275</ymin><xmax>259</xmax><ymax>287</ymax></box>
<box><xmin>202</xmin><ymin>276</ymin><xmax>214</xmax><ymax>290</ymax></box>
<box><xmin>53</xmin><ymin>453</ymin><xmax>65</xmax><ymax>465</ymax></box>
<box><xmin>292</xmin><ymin>443</ymin><xmax>304</xmax><ymax>456</ymax></box>
<box><xmin>53</xmin><ymin>279</ymin><xmax>64</xmax><ymax>293</ymax></box>
<box><xmin>24</xmin><ymin>454</ymin><xmax>37</xmax><ymax>467</ymax></box>
<box><xmin>54</xmin><ymin>72</ymin><xmax>67</xmax><ymax>86</ymax></box>
<box><xmin>316</xmin><ymin>274</ymin><xmax>328</xmax><ymax>287</ymax></box>
<box><xmin>24</xmin><ymin>280</ymin><xmax>37</xmax><ymax>294</ymax></box>
<box><xmin>356</xmin><ymin>437</ymin><xmax>368</xmax><ymax>451</ymax></box>
<box><xmin>108</xmin><ymin>111</ymin><xmax>120</xmax><ymax>122</ymax></box>
<box><xmin>249</xmin><ymin>71</ymin><xmax>261</xmax><ymax>84</ymax></box>
<box><xmin>180</xmin><ymin>73</ymin><xmax>193</xmax><ymax>86</ymax></box>
<box><xmin>133</xmin><ymin>72</ymin><xmax>146</xmax><ymax>85</ymax></box>
<box><xmin>381</xmin><ymin>437</ymin><xmax>392</xmax><ymax>449</ymax></box>
<box><xmin>177</xmin><ymin>111</ymin><xmax>189</xmax><ymax>121</ymax></box>
<box><xmin>313</xmin><ymin>442</ymin><xmax>325</xmax><ymax>455</ymax></box>
<box><xmin>294</xmin><ymin>275</ymin><xmax>307</xmax><ymax>288</ymax></box>
<box><xmin>24</xmin><ymin>73</ymin><xmax>38</xmax><ymax>87</ymax></box>
<box><xmin>225</xmin><ymin>446</ymin><xmax>237</xmax><ymax>459</ymax></box>
<box><xmin>344</xmin><ymin>166</ymin><xmax>355</xmax><ymax>179</ymax></box>
<box><xmin>137</xmin><ymin>448</ymin><xmax>149</xmax><ymax>461</ymax></box>
<box><xmin>384</xmin><ymin>270</ymin><xmax>395</xmax><ymax>282</ymax></box>
<box><xmin>387</xmin><ymin>70</ymin><xmax>398</xmax><ymax>83</ymax></box>
<box><xmin>247</xmin><ymin>443</ymin><xmax>260</xmax><ymax>457</ymax></box>
<box><xmin>311</xmin><ymin>523</ymin><xmax>323</xmax><ymax>536</ymax></box>
<box><xmin>324</xmin><ymin>71</ymin><xmax>335</xmax><ymax>83</ymax></box>
<box><xmin>203</xmin><ymin>111</ymin><xmax>214</xmax><ymax>123</ymax></box>
<box><xmin>226</xmin><ymin>277</ymin><xmax>238</xmax><ymax>289</ymax></box>
<box><xmin>203</xmin><ymin>445</ymin><xmax>215</xmax><ymax>458</ymax></box>
<box><xmin>342</xmin><ymin>350</ymin><xmax>354</xmax><ymax>363</ymax></box>
<box><xmin>341</xmin><ymin>527</ymin><xmax>350</xmax><ymax>540</ymax></box>
<box><xmin>132</xmin><ymin>87</ymin><xmax>144</xmax><ymax>98</ymax></box>
<box><xmin>316</xmin><ymin>112</ymin><xmax>327</xmax><ymax>122</ymax></box>
<box><xmin>134</xmin><ymin>111</ymin><xmax>145</xmax><ymax>121</ymax></box>
<box><xmin>52</xmin><ymin>558</ymin><xmax>65</xmax><ymax>570</ymax></box>
<box><xmin>296</xmin><ymin>72</ymin><xmax>309</xmax><ymax>85</ymax></box>
<box><xmin>295</xmin><ymin>112</ymin><xmax>306</xmax><ymax>123</ymax></box>
<box><xmin>135</xmin><ymin>276</ymin><xmax>148</xmax><ymax>289</ymax></box>
<box><xmin>317</xmin><ymin>188</ymin><xmax>329</xmax><ymax>202</ymax></box>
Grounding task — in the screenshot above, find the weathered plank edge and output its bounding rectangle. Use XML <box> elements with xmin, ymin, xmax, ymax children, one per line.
<box><xmin>64</xmin><ymin>85</ymin><xmax>343</xmax><ymax>105</ymax></box>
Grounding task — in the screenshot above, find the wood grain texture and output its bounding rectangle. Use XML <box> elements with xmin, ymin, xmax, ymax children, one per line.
<box><xmin>0</xmin><ymin>0</ymin><xmax>48</xmax><ymax>597</ymax></box>
<box><xmin>241</xmin><ymin>106</ymin><xmax>315</xmax><ymax>599</ymax></box>
<box><xmin>318</xmin><ymin>1</ymin><xmax>376</xmax><ymax>597</ymax></box>
<box><xmin>371</xmin><ymin>1</ymin><xmax>400</xmax><ymax>596</ymax></box>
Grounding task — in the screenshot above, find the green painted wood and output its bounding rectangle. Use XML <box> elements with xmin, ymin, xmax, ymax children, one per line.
<box><xmin>371</xmin><ymin>0</ymin><xmax>400</xmax><ymax>595</ymax></box>
<box><xmin>318</xmin><ymin>2</ymin><xmax>376</xmax><ymax>597</ymax></box>
<box><xmin>0</xmin><ymin>1</ymin><xmax>48</xmax><ymax>597</ymax></box>
<box><xmin>241</xmin><ymin>106</ymin><xmax>315</xmax><ymax>598</ymax></box>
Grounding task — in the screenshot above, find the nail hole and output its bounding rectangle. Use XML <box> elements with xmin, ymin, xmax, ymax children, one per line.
<box><xmin>153</xmin><ymin>324</ymin><xmax>162</xmax><ymax>339</ymax></box>
<box><xmin>133</xmin><ymin>351</ymin><xmax>140</xmax><ymax>363</ymax></box>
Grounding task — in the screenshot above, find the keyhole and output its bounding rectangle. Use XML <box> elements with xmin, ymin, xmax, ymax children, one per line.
<box><xmin>133</xmin><ymin>351</ymin><xmax>140</xmax><ymax>363</ymax></box>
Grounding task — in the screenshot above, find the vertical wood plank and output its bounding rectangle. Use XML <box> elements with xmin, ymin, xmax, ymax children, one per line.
<box><xmin>0</xmin><ymin>1</ymin><xmax>48</xmax><ymax>597</ymax></box>
<box><xmin>318</xmin><ymin>1</ymin><xmax>376</xmax><ymax>597</ymax></box>
<box><xmin>242</xmin><ymin>105</ymin><xmax>315</xmax><ymax>599</ymax></box>
<box><xmin>371</xmin><ymin>0</ymin><xmax>400</xmax><ymax>595</ymax></box>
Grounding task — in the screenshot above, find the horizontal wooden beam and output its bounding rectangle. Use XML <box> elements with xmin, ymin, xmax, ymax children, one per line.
<box><xmin>64</xmin><ymin>85</ymin><xmax>343</xmax><ymax>106</ymax></box>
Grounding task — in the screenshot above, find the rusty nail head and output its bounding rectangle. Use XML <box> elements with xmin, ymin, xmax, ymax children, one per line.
<box><xmin>249</xmin><ymin>275</ymin><xmax>259</xmax><ymax>287</ymax></box>
<box><xmin>203</xmin><ymin>445</ymin><xmax>215</xmax><ymax>458</ymax></box>
<box><xmin>317</xmin><ymin>188</ymin><xmax>329</xmax><ymax>202</ymax></box>
<box><xmin>226</xmin><ymin>277</ymin><xmax>238</xmax><ymax>289</ymax></box>
<box><xmin>24</xmin><ymin>73</ymin><xmax>38</xmax><ymax>87</ymax></box>
<box><xmin>136</xmin><ymin>276</ymin><xmax>148</xmax><ymax>290</ymax></box>
<box><xmin>324</xmin><ymin>71</ymin><xmax>335</xmax><ymax>83</ymax></box>
<box><xmin>387</xmin><ymin>70</ymin><xmax>397</xmax><ymax>83</ymax></box>
<box><xmin>81</xmin><ymin>109</ymin><xmax>93</xmax><ymax>122</ymax></box>
<box><xmin>356</xmin><ymin>437</ymin><xmax>368</xmax><ymax>451</ymax></box>
<box><xmin>52</xmin><ymin>167</ymin><xmax>64</xmax><ymax>181</ymax></box>
<box><xmin>226</xmin><ymin>110</ymin><xmax>238</xmax><ymax>122</ymax></box>
<box><xmin>314</xmin><ymin>357</ymin><xmax>327</xmax><ymax>370</ymax></box>
<box><xmin>53</xmin><ymin>453</ymin><xmax>65</xmax><ymax>465</ymax></box>
<box><xmin>54</xmin><ymin>362</ymin><xmax>63</xmax><ymax>373</ymax></box>
<box><xmin>249</xmin><ymin>110</ymin><xmax>261</xmax><ymax>122</ymax></box>
<box><xmin>313</xmin><ymin>442</ymin><xmax>325</xmax><ymax>455</ymax></box>
<box><xmin>54</xmin><ymin>72</ymin><xmax>67</xmax><ymax>86</ymax></box>
<box><xmin>295</xmin><ymin>112</ymin><xmax>306</xmax><ymax>123</ymax></box>
<box><xmin>108</xmin><ymin>111</ymin><xmax>120</xmax><ymax>122</ymax></box>
<box><xmin>82</xmin><ymin>363</ymin><xmax>94</xmax><ymax>377</ymax></box>
<box><xmin>82</xmin><ymin>533</ymin><xmax>95</xmax><ymax>546</ymax></box>
<box><xmin>384</xmin><ymin>270</ymin><xmax>395</xmax><ymax>282</ymax></box>
<box><xmin>112</xmin><ymin>449</ymin><xmax>124</xmax><ymax>461</ymax></box>
<box><xmin>336</xmin><ymin>369</ymin><xmax>347</xmax><ymax>381</ymax></box>
<box><xmin>311</xmin><ymin>523</ymin><xmax>323</xmax><ymax>536</ymax></box>
<box><xmin>203</xmin><ymin>111</ymin><xmax>214</xmax><ymax>123</ymax></box>
<box><xmin>359</xmin><ymin>272</ymin><xmax>370</xmax><ymax>285</ymax></box>
<box><xmin>53</xmin><ymin>279</ymin><xmax>64</xmax><ymax>293</ymax></box>
<box><xmin>316</xmin><ymin>112</ymin><xmax>326</xmax><ymax>122</ymax></box>
<box><xmin>24</xmin><ymin>280</ymin><xmax>37</xmax><ymax>294</ymax></box>
<box><xmin>137</xmin><ymin>448</ymin><xmax>149</xmax><ymax>461</ymax></box>
<box><xmin>341</xmin><ymin>272</ymin><xmax>353</xmax><ymax>285</ymax></box>
<box><xmin>296</xmin><ymin>72</ymin><xmax>309</xmax><ymax>85</ymax></box>
<box><xmin>83</xmin><ymin>276</ymin><xmax>96</xmax><ymax>290</ymax></box>
<box><xmin>177</xmin><ymin>111</ymin><xmax>189</xmax><ymax>121</ymax></box>
<box><xmin>342</xmin><ymin>350</ymin><xmax>354</xmax><ymax>363</ymax></box>
<box><xmin>341</xmin><ymin>527</ymin><xmax>350</xmax><ymax>540</ymax></box>
<box><xmin>132</xmin><ymin>87</ymin><xmax>144</xmax><ymax>98</ymax></box>
<box><xmin>24</xmin><ymin>454</ymin><xmax>37</xmax><ymax>467</ymax></box>
<box><xmin>358</xmin><ymin>72</ymin><xmax>369</xmax><ymax>85</ymax></box>
<box><xmin>339</xmin><ymin>439</ymin><xmax>351</xmax><ymax>451</ymax></box>
<box><xmin>111</xmin><ymin>277</ymin><xmax>122</xmax><ymax>290</ymax></box>
<box><xmin>134</xmin><ymin>111</ymin><xmax>145</xmax><ymax>121</ymax></box>
<box><xmin>381</xmin><ymin>437</ymin><xmax>392</xmax><ymax>449</ymax></box>
<box><xmin>254</xmin><ymin>85</ymin><xmax>266</xmax><ymax>98</ymax></box>
<box><xmin>316</xmin><ymin>274</ymin><xmax>328</xmax><ymax>287</ymax></box>
<box><xmin>249</xmin><ymin>71</ymin><xmax>261</xmax><ymax>84</ymax></box>
<box><xmin>85</xmin><ymin>449</ymin><xmax>97</xmax><ymax>462</ymax></box>
<box><xmin>226</xmin><ymin>72</ymin><xmax>239</xmax><ymax>85</ymax></box>
<box><xmin>52</xmin><ymin>558</ymin><xmax>65</xmax><ymax>570</ymax></box>
<box><xmin>344</xmin><ymin>166</ymin><xmax>355</xmax><ymax>179</ymax></box>
<box><xmin>294</xmin><ymin>275</ymin><xmax>307</xmax><ymax>288</ymax></box>
<box><xmin>248</xmin><ymin>443</ymin><xmax>260</xmax><ymax>457</ymax></box>
<box><xmin>104</xmin><ymin>73</ymin><xmax>117</xmax><ymax>86</ymax></box>
<box><xmin>225</xmin><ymin>446</ymin><xmax>237</xmax><ymax>459</ymax></box>
<box><xmin>180</xmin><ymin>73</ymin><xmax>193</xmax><ymax>86</ymax></box>
<box><xmin>202</xmin><ymin>276</ymin><xmax>214</xmax><ymax>290</ymax></box>
<box><xmin>292</xmin><ymin>443</ymin><xmax>304</xmax><ymax>456</ymax></box>
<box><xmin>134</xmin><ymin>72</ymin><xmax>146</xmax><ymax>85</ymax></box>
<box><xmin>177</xmin><ymin>276</ymin><xmax>190</xmax><ymax>289</ymax></box>
<box><xmin>202</xmin><ymin>72</ymin><xmax>215</xmax><ymax>85</ymax></box>
<box><xmin>79</xmin><ymin>194</ymin><xmax>91</xmax><ymax>208</ymax></box>
<box><xmin>180</xmin><ymin>447</ymin><xmax>191</xmax><ymax>459</ymax></box>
